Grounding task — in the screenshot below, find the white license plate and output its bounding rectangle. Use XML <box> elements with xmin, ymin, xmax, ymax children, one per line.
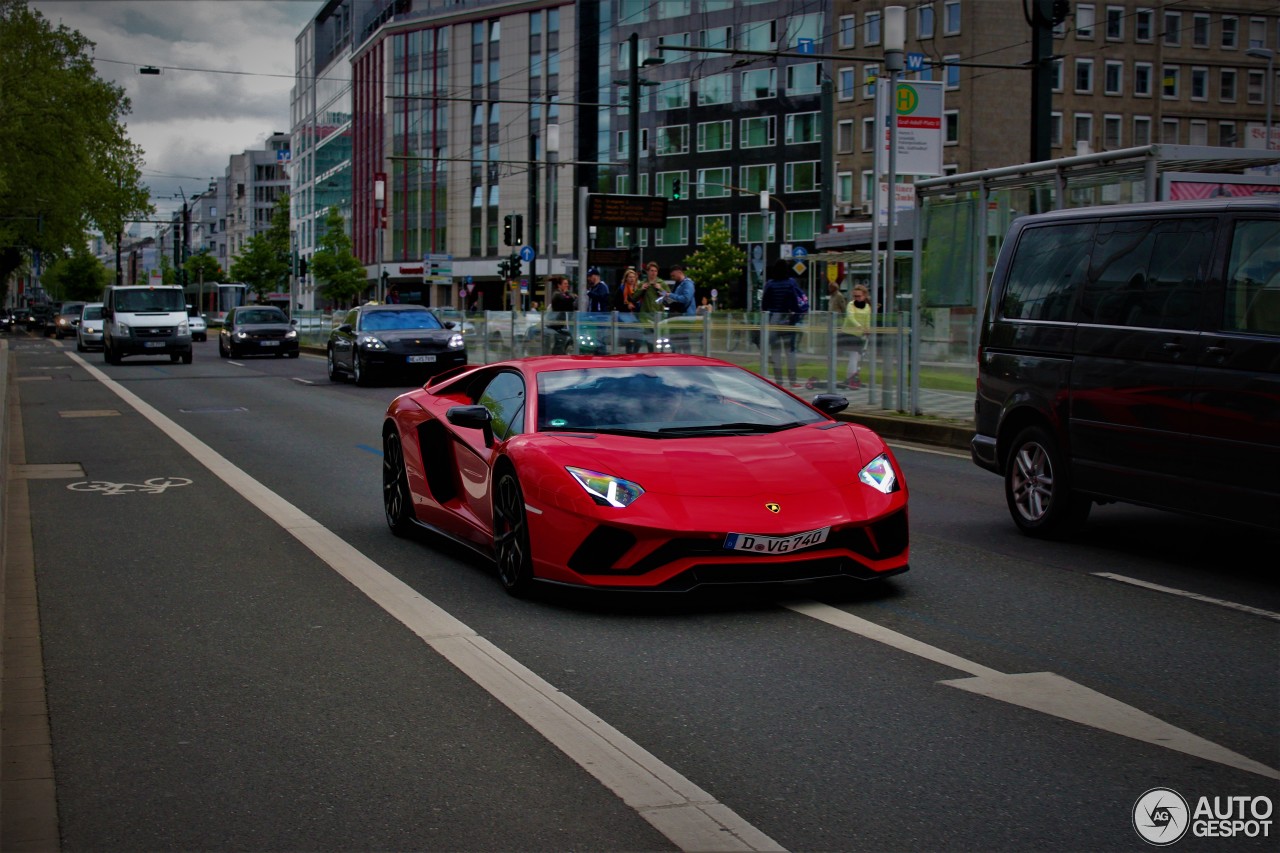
<box><xmin>260</xmin><ymin>340</ymin><xmax>280</xmax><ymax>346</ymax></box>
<box><xmin>407</xmin><ymin>354</ymin><xmax>436</xmax><ymax>363</ymax></box>
<box><xmin>724</xmin><ymin>527</ymin><xmax>830</xmax><ymax>554</ymax></box>
<box><xmin>144</xmin><ymin>341</ymin><xmax>165</xmax><ymax>348</ymax></box>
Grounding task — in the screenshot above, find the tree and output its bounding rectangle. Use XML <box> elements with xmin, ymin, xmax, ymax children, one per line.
<box><xmin>0</xmin><ymin>0</ymin><xmax>151</xmax><ymax>303</ymax></box>
<box><xmin>40</xmin><ymin>243</ymin><xmax>111</xmax><ymax>302</ymax></box>
<box><xmin>681</xmin><ymin>218</ymin><xmax>746</xmax><ymax>309</ymax></box>
<box><xmin>310</xmin><ymin>206</ymin><xmax>368</xmax><ymax>308</ymax></box>
<box><xmin>229</xmin><ymin>193</ymin><xmax>290</xmax><ymax>301</ymax></box>
<box><xmin>185</xmin><ymin>250</ymin><xmax>223</xmax><ymax>287</ymax></box>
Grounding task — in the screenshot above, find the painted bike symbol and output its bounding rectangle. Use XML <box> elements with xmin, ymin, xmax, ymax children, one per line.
<box><xmin>67</xmin><ymin>477</ymin><xmax>193</xmax><ymax>496</ymax></box>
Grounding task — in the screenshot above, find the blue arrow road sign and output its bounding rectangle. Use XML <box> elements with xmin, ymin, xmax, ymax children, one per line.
<box><xmin>519</xmin><ymin>245</ymin><xmax>536</xmax><ymax>263</ymax></box>
<box><xmin>792</xmin><ymin>246</ymin><xmax>808</xmax><ymax>259</ymax></box>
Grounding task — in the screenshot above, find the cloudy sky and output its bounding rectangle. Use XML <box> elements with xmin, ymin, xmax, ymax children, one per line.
<box><xmin>30</xmin><ymin>0</ymin><xmax>320</xmax><ymax>222</ymax></box>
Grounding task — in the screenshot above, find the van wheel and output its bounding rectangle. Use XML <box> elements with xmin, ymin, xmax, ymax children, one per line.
<box><xmin>1005</xmin><ymin>426</ymin><xmax>1090</xmax><ymax>538</ymax></box>
<box><xmin>182</xmin><ymin>351</ymin><xmax>193</xmax><ymax>365</ymax></box>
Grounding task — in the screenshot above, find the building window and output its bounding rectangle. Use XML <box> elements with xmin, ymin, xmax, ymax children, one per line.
<box><xmin>1163</xmin><ymin>12</ymin><xmax>1181</xmax><ymax>47</ymax></box>
<box><xmin>785</xmin><ymin>112</ymin><xmax>821</xmax><ymax>144</ymax></box>
<box><xmin>918</xmin><ymin>5</ymin><xmax>935</xmax><ymax>39</ymax></box>
<box><xmin>697</xmin><ymin>120</ymin><xmax>732</xmax><ymax>152</ymax></box>
<box><xmin>864</xmin><ymin>63</ymin><xmax>881</xmax><ymax>98</ymax></box>
<box><xmin>1192</xmin><ymin>14</ymin><xmax>1210</xmax><ymax>47</ymax></box>
<box><xmin>740</xmin><ymin>115</ymin><xmax>776</xmax><ymax>148</ymax></box>
<box><xmin>945</xmin><ymin>110</ymin><xmax>959</xmax><ymax>145</ymax></box>
<box><xmin>785</xmin><ymin>162</ymin><xmax>820</xmax><ymax>193</ymax></box>
<box><xmin>1050</xmin><ymin>111</ymin><xmax>1063</xmax><ymax>147</ymax></box>
<box><xmin>699</xmin><ymin>25</ymin><xmax>732</xmax><ymax>57</ymax></box>
<box><xmin>838</xmin><ymin>67</ymin><xmax>855</xmax><ymax>100</ymax></box>
<box><xmin>944</xmin><ymin>1</ymin><xmax>961</xmax><ymax>36</ymax></box>
<box><xmin>1133</xmin><ymin>116</ymin><xmax>1152</xmax><ymax>145</ymax></box>
<box><xmin>1105</xmin><ymin>6</ymin><xmax>1124</xmax><ymax>40</ymax></box>
<box><xmin>741</xmin><ymin>68</ymin><xmax>776</xmax><ymax>100</ymax></box>
<box><xmin>739</xmin><ymin>163</ymin><xmax>776</xmax><ymax>194</ymax></box>
<box><xmin>1220</xmin><ymin>68</ymin><xmax>1238</xmax><ymax>102</ymax></box>
<box><xmin>1249</xmin><ymin>17</ymin><xmax>1265</xmax><ymax>49</ymax></box>
<box><xmin>784</xmin><ymin>210</ymin><xmax>819</xmax><ymax>242</ymax></box>
<box><xmin>698</xmin><ymin>72</ymin><xmax>732</xmax><ymax>106</ymax></box>
<box><xmin>1103</xmin><ymin>114</ymin><xmax>1122</xmax><ymax>149</ymax></box>
<box><xmin>1162</xmin><ymin>65</ymin><xmax>1179</xmax><ymax>99</ymax></box>
<box><xmin>839</xmin><ymin>15</ymin><xmax>855</xmax><ymax>49</ymax></box>
<box><xmin>696</xmin><ymin>214</ymin><xmax>730</xmax><ymax>243</ymax></box>
<box><xmin>944</xmin><ymin>55</ymin><xmax>960</xmax><ymax>89</ymax></box>
<box><xmin>1161</xmin><ymin>118</ymin><xmax>1179</xmax><ymax>143</ymax></box>
<box><xmin>738</xmin><ymin>211</ymin><xmax>775</xmax><ymax>244</ymax></box>
<box><xmin>1134</xmin><ymin>62</ymin><xmax>1153</xmax><ymax>97</ymax></box>
<box><xmin>697</xmin><ymin>167</ymin><xmax>731</xmax><ymax>198</ymax></box>
<box><xmin>656</xmin><ymin>125</ymin><xmax>689</xmax><ymax>156</ymax></box>
<box><xmin>1104</xmin><ymin>61</ymin><xmax>1123</xmax><ymax>95</ymax></box>
<box><xmin>1191</xmin><ymin>67</ymin><xmax>1208</xmax><ymax>100</ymax></box>
<box><xmin>656</xmin><ymin>0</ymin><xmax>690</xmax><ymax>20</ymax></box>
<box><xmin>1075</xmin><ymin>58</ymin><xmax>1094</xmax><ymax>93</ymax></box>
<box><xmin>865</xmin><ymin>11</ymin><xmax>881</xmax><ymax>46</ymax></box>
<box><xmin>1051</xmin><ymin>58</ymin><xmax>1063</xmax><ymax>92</ymax></box>
<box><xmin>1135</xmin><ymin>8</ymin><xmax>1154</xmax><ymax>42</ymax></box>
<box><xmin>786</xmin><ymin>62</ymin><xmax>821</xmax><ymax>96</ymax></box>
<box><xmin>1189</xmin><ymin>120</ymin><xmax>1208</xmax><ymax>146</ymax></box>
<box><xmin>1076</xmin><ymin>4</ymin><xmax>1095</xmax><ymax>39</ymax></box>
<box><xmin>837</xmin><ymin>119</ymin><xmax>854</xmax><ymax>154</ymax></box>
<box><xmin>1219</xmin><ymin>121</ymin><xmax>1238</xmax><ymax>146</ymax></box>
<box><xmin>1073</xmin><ymin>113</ymin><xmax>1094</xmax><ymax>152</ymax></box>
<box><xmin>739</xmin><ymin>20</ymin><xmax>777</xmax><ymax>52</ymax></box>
<box><xmin>1222</xmin><ymin>16</ymin><xmax>1238</xmax><ymax>49</ymax></box>
<box><xmin>657</xmin><ymin>79</ymin><xmax>690</xmax><ymax>110</ymax></box>
<box><xmin>655</xmin><ymin>216</ymin><xmax>688</xmax><ymax>246</ymax></box>
<box><xmin>861</xmin><ymin>116</ymin><xmax>876</xmax><ymax>151</ymax></box>
<box><xmin>1247</xmin><ymin>70</ymin><xmax>1264</xmax><ymax>104</ymax></box>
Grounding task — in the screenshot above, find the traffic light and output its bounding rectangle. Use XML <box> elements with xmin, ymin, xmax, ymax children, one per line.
<box><xmin>298</xmin><ymin>257</ymin><xmax>308</xmax><ymax>277</ymax></box>
<box><xmin>509</xmin><ymin>253</ymin><xmax>522</xmax><ymax>279</ymax></box>
<box><xmin>503</xmin><ymin>213</ymin><xmax>523</xmax><ymax>246</ymax></box>
<box><xmin>671</xmin><ymin>178</ymin><xmax>682</xmax><ymax>201</ymax></box>
<box><xmin>498</xmin><ymin>258</ymin><xmax>509</xmax><ymax>279</ymax></box>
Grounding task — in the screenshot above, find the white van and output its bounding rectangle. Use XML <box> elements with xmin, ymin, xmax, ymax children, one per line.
<box><xmin>101</xmin><ymin>285</ymin><xmax>193</xmax><ymax>364</ymax></box>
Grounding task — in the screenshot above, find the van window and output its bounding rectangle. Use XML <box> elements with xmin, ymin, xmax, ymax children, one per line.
<box><xmin>1000</xmin><ymin>223</ymin><xmax>1094</xmax><ymax>321</ymax></box>
<box><xmin>1079</xmin><ymin>218</ymin><xmax>1214</xmax><ymax>329</ymax></box>
<box><xmin>1225</xmin><ymin>219</ymin><xmax>1280</xmax><ymax>336</ymax></box>
<box><xmin>113</xmin><ymin>289</ymin><xmax>185</xmax><ymax>313</ymax></box>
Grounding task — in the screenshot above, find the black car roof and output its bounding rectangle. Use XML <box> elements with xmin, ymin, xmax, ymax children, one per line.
<box><xmin>1011</xmin><ymin>195</ymin><xmax>1280</xmax><ymax>229</ymax></box>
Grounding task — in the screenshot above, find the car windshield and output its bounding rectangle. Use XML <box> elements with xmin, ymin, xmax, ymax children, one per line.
<box><xmin>360</xmin><ymin>309</ymin><xmax>443</xmax><ymax>331</ymax></box>
<box><xmin>114</xmin><ymin>289</ymin><xmax>185</xmax><ymax>312</ymax></box>
<box><xmin>536</xmin><ymin>365</ymin><xmax>824</xmax><ymax>437</ymax></box>
<box><xmin>238</xmin><ymin>309</ymin><xmax>287</xmax><ymax>324</ymax></box>
<box><xmin>82</xmin><ymin>306</ymin><xmax>103</xmax><ymax>320</ymax></box>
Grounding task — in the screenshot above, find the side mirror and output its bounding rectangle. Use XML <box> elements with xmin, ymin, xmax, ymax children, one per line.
<box><xmin>338</xmin><ymin>323</ymin><xmax>353</xmax><ymax>334</ymax></box>
<box><xmin>811</xmin><ymin>394</ymin><xmax>849</xmax><ymax>416</ymax></box>
<box><xmin>447</xmin><ymin>405</ymin><xmax>494</xmax><ymax>447</ymax></box>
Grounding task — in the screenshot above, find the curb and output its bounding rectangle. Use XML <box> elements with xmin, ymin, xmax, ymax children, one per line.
<box><xmin>837</xmin><ymin>410</ymin><xmax>972</xmax><ymax>452</ymax></box>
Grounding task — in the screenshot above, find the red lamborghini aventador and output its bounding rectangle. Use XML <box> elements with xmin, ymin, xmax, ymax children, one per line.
<box><xmin>381</xmin><ymin>355</ymin><xmax>909</xmax><ymax>595</ymax></box>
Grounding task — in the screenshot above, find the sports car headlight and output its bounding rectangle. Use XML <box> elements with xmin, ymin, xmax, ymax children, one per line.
<box><xmin>858</xmin><ymin>454</ymin><xmax>900</xmax><ymax>494</ymax></box>
<box><xmin>567</xmin><ymin>467</ymin><xmax>645</xmax><ymax>508</ymax></box>
<box><xmin>448</xmin><ymin>333</ymin><xmax>464</xmax><ymax>349</ymax></box>
<box><xmin>285</xmin><ymin>329</ymin><xmax>298</xmax><ymax>339</ymax></box>
<box><xmin>358</xmin><ymin>335</ymin><xmax>388</xmax><ymax>350</ymax></box>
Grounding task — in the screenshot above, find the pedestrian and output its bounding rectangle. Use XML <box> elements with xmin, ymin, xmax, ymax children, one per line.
<box><xmin>548</xmin><ymin>274</ymin><xmax>576</xmax><ymax>354</ymax></box>
<box><xmin>585</xmin><ymin>267</ymin><xmax>611</xmax><ymax>312</ymax></box>
<box><xmin>617</xmin><ymin>268</ymin><xmax>639</xmax><ymax>312</ymax></box>
<box><xmin>761</xmin><ymin>259</ymin><xmax>805</xmax><ymax>387</ymax></box>
<box><xmin>827</xmin><ymin>280</ymin><xmax>847</xmax><ymax>315</ymax></box>
<box><xmin>616</xmin><ymin>268</ymin><xmax>646</xmax><ymax>353</ymax></box>
<box><xmin>696</xmin><ymin>296</ymin><xmax>713</xmax><ymax>317</ymax></box>
<box><xmin>843</xmin><ymin>283</ymin><xmax>872</xmax><ymax>388</ymax></box>
<box><xmin>636</xmin><ymin>261</ymin><xmax>665</xmax><ymax>318</ymax></box>
<box><xmin>662</xmin><ymin>264</ymin><xmax>695</xmax><ymax>316</ymax></box>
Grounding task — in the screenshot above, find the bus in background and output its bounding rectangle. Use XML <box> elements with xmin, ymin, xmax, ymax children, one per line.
<box><xmin>184</xmin><ymin>282</ymin><xmax>247</xmax><ymax>327</ymax></box>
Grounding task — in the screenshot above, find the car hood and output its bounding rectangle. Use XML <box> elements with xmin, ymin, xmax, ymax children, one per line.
<box><xmin>234</xmin><ymin>323</ymin><xmax>292</xmax><ymax>333</ymax></box>
<box><xmin>367</xmin><ymin>328</ymin><xmax>452</xmax><ymax>343</ymax></box>
<box><xmin>543</xmin><ymin>424</ymin><xmax>872</xmax><ymax>498</ymax></box>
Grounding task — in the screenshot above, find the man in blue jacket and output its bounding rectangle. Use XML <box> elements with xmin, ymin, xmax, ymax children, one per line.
<box><xmin>662</xmin><ymin>264</ymin><xmax>696</xmax><ymax>316</ymax></box>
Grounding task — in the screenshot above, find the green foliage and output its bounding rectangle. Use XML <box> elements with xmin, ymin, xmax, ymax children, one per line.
<box><xmin>229</xmin><ymin>193</ymin><xmax>291</xmax><ymax>300</ymax></box>
<box><xmin>185</xmin><ymin>250</ymin><xmax>223</xmax><ymax>285</ymax></box>
<box><xmin>681</xmin><ymin>219</ymin><xmax>746</xmax><ymax>308</ymax></box>
<box><xmin>40</xmin><ymin>243</ymin><xmax>110</xmax><ymax>301</ymax></box>
<box><xmin>0</xmin><ymin>0</ymin><xmax>151</xmax><ymax>303</ymax></box>
<box><xmin>158</xmin><ymin>253</ymin><xmax>175</xmax><ymax>286</ymax></box>
<box><xmin>310</xmin><ymin>206</ymin><xmax>368</xmax><ymax>308</ymax></box>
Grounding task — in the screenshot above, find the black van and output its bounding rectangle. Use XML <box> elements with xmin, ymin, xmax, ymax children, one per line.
<box><xmin>972</xmin><ymin>197</ymin><xmax>1279</xmax><ymax>536</ymax></box>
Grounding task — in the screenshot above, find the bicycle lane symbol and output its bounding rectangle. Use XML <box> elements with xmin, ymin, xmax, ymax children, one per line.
<box><xmin>66</xmin><ymin>477</ymin><xmax>193</xmax><ymax>496</ymax></box>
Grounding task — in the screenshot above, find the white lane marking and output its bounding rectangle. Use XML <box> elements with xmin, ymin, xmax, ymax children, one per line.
<box><xmin>67</xmin><ymin>351</ymin><xmax>782</xmax><ymax>853</ymax></box>
<box><xmin>291</xmin><ymin>378</ymin><xmax>315</xmax><ymax>385</ymax></box>
<box><xmin>1093</xmin><ymin>573</ymin><xmax>1280</xmax><ymax>622</ymax></box>
<box><xmin>785</xmin><ymin>600</ymin><xmax>1280</xmax><ymax>781</ymax></box>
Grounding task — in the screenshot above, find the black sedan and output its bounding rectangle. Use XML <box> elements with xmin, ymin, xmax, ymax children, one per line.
<box><xmin>218</xmin><ymin>306</ymin><xmax>300</xmax><ymax>359</ymax></box>
<box><xmin>327</xmin><ymin>303</ymin><xmax>467</xmax><ymax>386</ymax></box>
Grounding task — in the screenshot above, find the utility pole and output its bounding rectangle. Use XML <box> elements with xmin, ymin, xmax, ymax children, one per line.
<box><xmin>1029</xmin><ymin>0</ymin><xmax>1060</xmax><ymax>163</ymax></box>
<box><xmin>628</xmin><ymin>33</ymin><xmax>640</xmax><ymax>265</ymax></box>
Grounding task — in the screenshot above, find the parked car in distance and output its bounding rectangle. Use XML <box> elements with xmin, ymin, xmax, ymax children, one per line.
<box><xmin>218</xmin><ymin>305</ymin><xmax>299</xmax><ymax>358</ymax></box>
<box><xmin>380</xmin><ymin>355</ymin><xmax>907</xmax><ymax>596</ymax></box>
<box><xmin>76</xmin><ymin>303</ymin><xmax>104</xmax><ymax>352</ymax></box>
<box><xmin>328</xmin><ymin>303</ymin><xmax>466</xmax><ymax>386</ymax></box>
<box><xmin>53</xmin><ymin>302</ymin><xmax>86</xmax><ymax>340</ymax></box>
<box><xmin>972</xmin><ymin>197</ymin><xmax>1280</xmax><ymax>536</ymax></box>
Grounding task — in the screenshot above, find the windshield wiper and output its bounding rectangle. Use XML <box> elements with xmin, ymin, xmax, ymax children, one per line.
<box><xmin>658</xmin><ymin>421</ymin><xmax>805</xmax><ymax>436</ymax></box>
<box><xmin>543</xmin><ymin>426</ymin><xmax>656</xmax><ymax>438</ymax></box>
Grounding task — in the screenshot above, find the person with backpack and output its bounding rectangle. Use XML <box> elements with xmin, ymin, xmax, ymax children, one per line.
<box><xmin>761</xmin><ymin>259</ymin><xmax>806</xmax><ymax>387</ymax></box>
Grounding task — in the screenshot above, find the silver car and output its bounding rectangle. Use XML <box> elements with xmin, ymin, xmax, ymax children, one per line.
<box><xmin>76</xmin><ymin>303</ymin><xmax>104</xmax><ymax>352</ymax></box>
<box><xmin>188</xmin><ymin>312</ymin><xmax>208</xmax><ymax>342</ymax></box>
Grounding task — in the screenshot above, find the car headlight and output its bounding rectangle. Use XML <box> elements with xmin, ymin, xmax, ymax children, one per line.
<box><xmin>178</xmin><ymin>320</ymin><xmax>189</xmax><ymax>335</ymax></box>
<box><xmin>285</xmin><ymin>329</ymin><xmax>298</xmax><ymax>339</ymax></box>
<box><xmin>83</xmin><ymin>325</ymin><xmax>97</xmax><ymax>334</ymax></box>
<box><xmin>358</xmin><ymin>335</ymin><xmax>387</xmax><ymax>350</ymax></box>
<box><xmin>118</xmin><ymin>323</ymin><xmax>132</xmax><ymax>336</ymax></box>
<box><xmin>858</xmin><ymin>453</ymin><xmax>900</xmax><ymax>494</ymax></box>
<box><xmin>234</xmin><ymin>330</ymin><xmax>248</xmax><ymax>340</ymax></box>
<box><xmin>448</xmin><ymin>333</ymin><xmax>464</xmax><ymax>349</ymax></box>
<box><xmin>567</xmin><ymin>467</ymin><xmax>645</xmax><ymax>508</ymax></box>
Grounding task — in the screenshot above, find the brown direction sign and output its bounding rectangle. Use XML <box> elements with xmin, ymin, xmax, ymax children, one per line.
<box><xmin>586</xmin><ymin>194</ymin><xmax>668</xmax><ymax>228</ymax></box>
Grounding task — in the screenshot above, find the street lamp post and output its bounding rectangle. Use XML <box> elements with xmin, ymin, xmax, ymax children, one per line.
<box><xmin>883</xmin><ymin>6</ymin><xmax>906</xmax><ymax>412</ymax></box>
<box><xmin>1247</xmin><ymin>48</ymin><xmax>1275</xmax><ymax>175</ymax></box>
<box><xmin>374</xmin><ymin>173</ymin><xmax>386</xmax><ymax>301</ymax></box>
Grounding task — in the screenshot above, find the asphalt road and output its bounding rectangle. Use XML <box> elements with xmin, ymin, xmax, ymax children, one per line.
<box><xmin>3</xmin><ymin>334</ymin><xmax>1277</xmax><ymax>852</ymax></box>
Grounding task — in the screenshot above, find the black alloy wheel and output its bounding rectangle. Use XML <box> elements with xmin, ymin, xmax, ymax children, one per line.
<box><xmin>353</xmin><ymin>350</ymin><xmax>371</xmax><ymax>386</ymax></box>
<box><xmin>1005</xmin><ymin>425</ymin><xmax>1091</xmax><ymax>538</ymax></box>
<box><xmin>326</xmin><ymin>347</ymin><xmax>340</xmax><ymax>381</ymax></box>
<box><xmin>383</xmin><ymin>429</ymin><xmax>415</xmax><ymax>536</ymax></box>
<box><xmin>493</xmin><ymin>470</ymin><xmax>534</xmax><ymax>597</ymax></box>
